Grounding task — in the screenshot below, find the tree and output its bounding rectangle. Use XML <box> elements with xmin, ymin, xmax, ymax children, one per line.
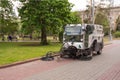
<box><xmin>69</xmin><ymin>11</ymin><xmax>82</xmax><ymax>24</ymax></box>
<box><xmin>116</xmin><ymin>15</ymin><xmax>120</xmax><ymax>31</ymax></box>
<box><xmin>95</xmin><ymin>12</ymin><xmax>109</xmax><ymax>26</ymax></box>
<box><xmin>0</xmin><ymin>0</ymin><xmax>12</xmax><ymax>33</ymax></box>
<box><xmin>0</xmin><ymin>0</ymin><xmax>18</xmax><ymax>35</ymax></box>
<box><xmin>19</xmin><ymin>0</ymin><xmax>73</xmax><ymax>45</ymax></box>
<box><xmin>95</xmin><ymin>12</ymin><xmax>109</xmax><ymax>35</ymax></box>
<box><xmin>0</xmin><ymin>19</ymin><xmax>18</xmax><ymax>34</ymax></box>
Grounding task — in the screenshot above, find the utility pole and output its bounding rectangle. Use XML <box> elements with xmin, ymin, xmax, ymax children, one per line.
<box><xmin>90</xmin><ymin>0</ymin><xmax>95</xmax><ymax>25</ymax></box>
<box><xmin>92</xmin><ymin>0</ymin><xmax>95</xmax><ymax>25</ymax></box>
<box><xmin>109</xmin><ymin>0</ymin><xmax>114</xmax><ymax>41</ymax></box>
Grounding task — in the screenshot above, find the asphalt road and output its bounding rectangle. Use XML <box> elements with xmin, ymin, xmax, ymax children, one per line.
<box><xmin>0</xmin><ymin>40</ymin><xmax>120</xmax><ymax>80</ymax></box>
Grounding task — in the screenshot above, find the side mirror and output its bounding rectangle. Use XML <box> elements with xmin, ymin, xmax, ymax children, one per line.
<box><xmin>82</xmin><ymin>29</ymin><xmax>86</xmax><ymax>31</ymax></box>
<box><xmin>86</xmin><ymin>25</ymin><xmax>94</xmax><ymax>34</ymax></box>
<box><xmin>80</xmin><ymin>39</ymin><xmax>83</xmax><ymax>42</ymax></box>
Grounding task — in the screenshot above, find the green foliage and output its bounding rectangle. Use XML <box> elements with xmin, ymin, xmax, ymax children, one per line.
<box><xmin>19</xmin><ymin>0</ymin><xmax>73</xmax><ymax>44</ymax></box>
<box><xmin>0</xmin><ymin>0</ymin><xmax>19</xmax><ymax>34</ymax></box>
<box><xmin>0</xmin><ymin>19</ymin><xmax>18</xmax><ymax>34</ymax></box>
<box><xmin>95</xmin><ymin>13</ymin><xmax>109</xmax><ymax>27</ymax></box>
<box><xmin>48</xmin><ymin>11</ymin><xmax>82</xmax><ymax>38</ymax></box>
<box><xmin>69</xmin><ymin>11</ymin><xmax>82</xmax><ymax>24</ymax></box>
<box><xmin>0</xmin><ymin>0</ymin><xmax>13</xmax><ymax>14</ymax></box>
<box><xmin>104</xmin><ymin>28</ymin><xmax>109</xmax><ymax>36</ymax></box>
<box><xmin>116</xmin><ymin>15</ymin><xmax>120</xmax><ymax>31</ymax></box>
<box><xmin>114</xmin><ymin>31</ymin><xmax>120</xmax><ymax>38</ymax></box>
<box><xmin>95</xmin><ymin>12</ymin><xmax>109</xmax><ymax>35</ymax></box>
<box><xmin>32</xmin><ymin>30</ymin><xmax>40</xmax><ymax>40</ymax></box>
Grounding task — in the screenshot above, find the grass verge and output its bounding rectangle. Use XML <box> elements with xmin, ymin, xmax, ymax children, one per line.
<box><xmin>0</xmin><ymin>42</ymin><xmax>61</xmax><ymax>66</ymax></box>
<box><xmin>1</xmin><ymin>36</ymin><xmax>118</xmax><ymax>66</ymax></box>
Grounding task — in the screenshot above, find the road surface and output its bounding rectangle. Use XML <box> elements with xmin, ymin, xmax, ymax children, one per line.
<box><xmin>0</xmin><ymin>40</ymin><xmax>120</xmax><ymax>80</ymax></box>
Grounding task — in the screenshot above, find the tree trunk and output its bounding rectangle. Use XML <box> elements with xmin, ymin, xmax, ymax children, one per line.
<box><xmin>41</xmin><ymin>26</ymin><xmax>48</xmax><ymax>45</ymax></box>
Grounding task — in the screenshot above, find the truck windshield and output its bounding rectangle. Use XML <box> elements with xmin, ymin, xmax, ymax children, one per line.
<box><xmin>65</xmin><ymin>26</ymin><xmax>82</xmax><ymax>35</ymax></box>
<box><xmin>64</xmin><ymin>35</ymin><xmax>83</xmax><ymax>42</ymax></box>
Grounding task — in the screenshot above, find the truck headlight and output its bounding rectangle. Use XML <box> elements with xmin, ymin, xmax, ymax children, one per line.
<box><xmin>80</xmin><ymin>39</ymin><xmax>83</xmax><ymax>42</ymax></box>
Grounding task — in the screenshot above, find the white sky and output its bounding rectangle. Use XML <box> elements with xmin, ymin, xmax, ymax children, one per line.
<box><xmin>69</xmin><ymin>0</ymin><xmax>120</xmax><ymax>11</ymax></box>
<box><xmin>12</xmin><ymin>0</ymin><xmax>120</xmax><ymax>16</ymax></box>
<box><xmin>69</xmin><ymin>0</ymin><xmax>88</xmax><ymax>11</ymax></box>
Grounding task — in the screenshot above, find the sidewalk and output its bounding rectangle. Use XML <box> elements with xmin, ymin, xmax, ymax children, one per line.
<box><xmin>97</xmin><ymin>62</ymin><xmax>120</xmax><ymax>80</ymax></box>
<box><xmin>0</xmin><ymin>58</ymin><xmax>74</xmax><ymax>80</ymax></box>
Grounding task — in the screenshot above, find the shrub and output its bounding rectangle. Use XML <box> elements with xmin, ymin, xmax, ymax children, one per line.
<box><xmin>104</xmin><ymin>28</ymin><xmax>109</xmax><ymax>36</ymax></box>
<box><xmin>114</xmin><ymin>31</ymin><xmax>120</xmax><ymax>38</ymax></box>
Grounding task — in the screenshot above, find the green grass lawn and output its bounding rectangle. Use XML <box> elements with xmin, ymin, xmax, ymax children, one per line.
<box><xmin>0</xmin><ymin>42</ymin><xmax>62</xmax><ymax>66</ymax></box>
<box><xmin>104</xmin><ymin>36</ymin><xmax>120</xmax><ymax>42</ymax></box>
<box><xmin>0</xmin><ymin>37</ymin><xmax>119</xmax><ymax>66</ymax></box>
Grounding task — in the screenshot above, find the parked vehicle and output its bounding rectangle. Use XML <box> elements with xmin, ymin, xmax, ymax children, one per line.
<box><xmin>60</xmin><ymin>24</ymin><xmax>104</xmax><ymax>59</ymax></box>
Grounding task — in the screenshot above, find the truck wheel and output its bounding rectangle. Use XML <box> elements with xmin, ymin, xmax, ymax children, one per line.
<box><xmin>97</xmin><ymin>49</ymin><xmax>102</xmax><ymax>55</ymax></box>
<box><xmin>87</xmin><ymin>49</ymin><xmax>93</xmax><ymax>60</ymax></box>
<box><xmin>97</xmin><ymin>43</ymin><xmax>103</xmax><ymax>55</ymax></box>
<box><xmin>60</xmin><ymin>54</ymin><xmax>63</xmax><ymax>58</ymax></box>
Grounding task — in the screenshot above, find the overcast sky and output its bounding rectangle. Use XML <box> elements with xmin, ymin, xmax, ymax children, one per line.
<box><xmin>69</xmin><ymin>0</ymin><xmax>120</xmax><ymax>11</ymax></box>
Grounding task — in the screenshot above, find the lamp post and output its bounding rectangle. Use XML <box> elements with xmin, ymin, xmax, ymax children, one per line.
<box><xmin>91</xmin><ymin>0</ymin><xmax>95</xmax><ymax>25</ymax></box>
<box><xmin>109</xmin><ymin>0</ymin><xmax>114</xmax><ymax>41</ymax></box>
<box><xmin>109</xmin><ymin>16</ymin><xmax>112</xmax><ymax>40</ymax></box>
<box><xmin>92</xmin><ymin>0</ymin><xmax>95</xmax><ymax>25</ymax></box>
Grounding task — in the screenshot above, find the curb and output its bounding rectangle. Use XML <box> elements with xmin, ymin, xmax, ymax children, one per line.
<box><xmin>0</xmin><ymin>42</ymin><xmax>112</xmax><ymax>69</ymax></box>
<box><xmin>0</xmin><ymin>57</ymin><xmax>40</xmax><ymax>69</ymax></box>
<box><xmin>104</xmin><ymin>42</ymin><xmax>112</xmax><ymax>46</ymax></box>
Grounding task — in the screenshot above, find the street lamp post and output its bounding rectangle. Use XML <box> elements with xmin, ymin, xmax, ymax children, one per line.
<box><xmin>109</xmin><ymin>16</ymin><xmax>113</xmax><ymax>40</ymax></box>
<box><xmin>109</xmin><ymin>0</ymin><xmax>114</xmax><ymax>41</ymax></box>
<box><xmin>92</xmin><ymin>0</ymin><xmax>95</xmax><ymax>25</ymax></box>
<box><xmin>91</xmin><ymin>0</ymin><xmax>95</xmax><ymax>25</ymax></box>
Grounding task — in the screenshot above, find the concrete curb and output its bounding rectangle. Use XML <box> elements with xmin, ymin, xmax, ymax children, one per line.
<box><xmin>104</xmin><ymin>42</ymin><xmax>112</xmax><ymax>46</ymax></box>
<box><xmin>0</xmin><ymin>42</ymin><xmax>112</xmax><ymax>69</ymax></box>
<box><xmin>0</xmin><ymin>57</ymin><xmax>40</xmax><ymax>69</ymax></box>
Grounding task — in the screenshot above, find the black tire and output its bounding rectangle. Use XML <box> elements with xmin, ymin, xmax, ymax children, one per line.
<box><xmin>97</xmin><ymin>42</ymin><xmax>103</xmax><ymax>55</ymax></box>
<box><xmin>101</xmin><ymin>39</ymin><xmax>104</xmax><ymax>49</ymax></box>
<box><xmin>97</xmin><ymin>49</ymin><xmax>102</xmax><ymax>55</ymax></box>
<box><xmin>60</xmin><ymin>54</ymin><xmax>63</xmax><ymax>58</ymax></box>
<box><xmin>93</xmin><ymin>40</ymin><xmax>97</xmax><ymax>51</ymax></box>
<box><xmin>60</xmin><ymin>51</ymin><xmax>65</xmax><ymax>58</ymax></box>
<box><xmin>87</xmin><ymin>49</ymin><xmax>93</xmax><ymax>60</ymax></box>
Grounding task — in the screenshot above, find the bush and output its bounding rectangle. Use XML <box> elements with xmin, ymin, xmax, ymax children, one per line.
<box><xmin>114</xmin><ymin>31</ymin><xmax>120</xmax><ymax>38</ymax></box>
<box><xmin>103</xmin><ymin>27</ymin><xmax>109</xmax><ymax>36</ymax></box>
